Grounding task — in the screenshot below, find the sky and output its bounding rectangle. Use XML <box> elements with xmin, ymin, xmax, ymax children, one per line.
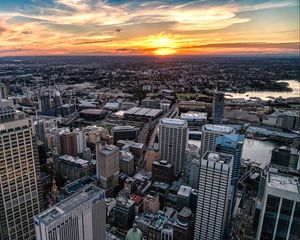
<box><xmin>0</xmin><ymin>0</ymin><xmax>299</xmax><ymax>56</ymax></box>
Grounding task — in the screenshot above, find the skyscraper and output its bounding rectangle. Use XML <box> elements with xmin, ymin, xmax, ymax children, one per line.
<box><xmin>159</xmin><ymin>118</ymin><xmax>188</xmax><ymax>176</ymax></box>
<box><xmin>60</xmin><ymin>131</ymin><xmax>78</xmax><ymax>156</ymax></box>
<box><xmin>39</xmin><ymin>94</ymin><xmax>51</xmax><ymax>113</ymax></box>
<box><xmin>216</xmin><ymin>134</ymin><xmax>245</xmax><ymax>217</ymax></box>
<box><xmin>0</xmin><ymin>95</ymin><xmax>43</xmax><ymax>239</ymax></box>
<box><xmin>212</xmin><ymin>91</ymin><xmax>225</xmax><ymax>124</ymax></box>
<box><xmin>200</xmin><ymin>124</ymin><xmax>235</xmax><ymax>158</ymax></box>
<box><xmin>194</xmin><ymin>152</ymin><xmax>233</xmax><ymax>240</ymax></box>
<box><xmin>96</xmin><ymin>144</ymin><xmax>120</xmax><ymax>191</ymax></box>
<box><xmin>34</xmin><ymin>185</ymin><xmax>106</xmax><ymax>240</ymax></box>
<box><xmin>0</xmin><ymin>82</ymin><xmax>8</xmax><ymax>100</ymax></box>
<box><xmin>256</xmin><ymin>170</ymin><xmax>300</xmax><ymax>239</ymax></box>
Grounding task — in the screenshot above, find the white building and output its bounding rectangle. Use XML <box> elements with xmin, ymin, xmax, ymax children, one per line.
<box><xmin>180</xmin><ymin>111</ymin><xmax>207</xmax><ymax>125</ymax></box>
<box><xmin>194</xmin><ymin>152</ymin><xmax>233</xmax><ymax>240</ymax></box>
<box><xmin>256</xmin><ymin>169</ymin><xmax>300</xmax><ymax>239</ymax></box>
<box><xmin>74</xmin><ymin>128</ymin><xmax>86</xmax><ymax>154</ymax></box>
<box><xmin>0</xmin><ymin>96</ymin><xmax>43</xmax><ymax>239</ymax></box>
<box><xmin>200</xmin><ymin>124</ymin><xmax>235</xmax><ymax>158</ymax></box>
<box><xmin>34</xmin><ymin>185</ymin><xmax>106</xmax><ymax>240</ymax></box>
<box><xmin>159</xmin><ymin>118</ymin><xmax>188</xmax><ymax>176</ymax></box>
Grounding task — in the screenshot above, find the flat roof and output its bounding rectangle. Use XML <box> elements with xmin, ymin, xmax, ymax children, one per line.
<box><xmin>177</xmin><ymin>185</ymin><xmax>192</xmax><ymax>198</ymax></box>
<box><xmin>58</xmin><ymin>155</ymin><xmax>90</xmax><ymax>167</ymax></box>
<box><xmin>125</xmin><ymin>107</ymin><xmax>162</xmax><ymax>117</ymax></box>
<box><xmin>160</xmin><ymin>118</ymin><xmax>187</xmax><ymax>126</ymax></box>
<box><xmin>35</xmin><ymin>185</ymin><xmax>105</xmax><ymax>226</ymax></box>
<box><xmin>268</xmin><ymin>172</ymin><xmax>299</xmax><ymax>194</ymax></box>
<box><xmin>203</xmin><ymin>124</ymin><xmax>235</xmax><ymax>134</ymax></box>
<box><xmin>181</xmin><ymin>111</ymin><xmax>207</xmax><ymax>120</ymax></box>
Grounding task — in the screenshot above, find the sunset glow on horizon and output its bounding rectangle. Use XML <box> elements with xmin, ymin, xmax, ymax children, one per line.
<box><xmin>0</xmin><ymin>0</ymin><xmax>299</xmax><ymax>56</ymax></box>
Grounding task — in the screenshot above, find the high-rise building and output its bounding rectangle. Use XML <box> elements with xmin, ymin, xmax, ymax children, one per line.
<box><xmin>152</xmin><ymin>160</ymin><xmax>173</xmax><ymax>184</ymax></box>
<box><xmin>212</xmin><ymin>91</ymin><xmax>225</xmax><ymax>124</ymax></box>
<box><xmin>96</xmin><ymin>144</ymin><xmax>120</xmax><ymax>191</ymax></box>
<box><xmin>39</xmin><ymin>94</ymin><xmax>51</xmax><ymax>113</ymax></box>
<box><xmin>120</xmin><ymin>150</ymin><xmax>135</xmax><ymax>176</ymax></box>
<box><xmin>34</xmin><ymin>120</ymin><xmax>46</xmax><ymax>143</ymax></box>
<box><xmin>256</xmin><ymin>170</ymin><xmax>300</xmax><ymax>239</ymax></box>
<box><xmin>216</xmin><ymin>134</ymin><xmax>245</xmax><ymax>217</ymax></box>
<box><xmin>177</xmin><ymin>185</ymin><xmax>192</xmax><ymax>211</ymax></box>
<box><xmin>113</xmin><ymin>197</ymin><xmax>135</xmax><ymax>231</ymax></box>
<box><xmin>200</xmin><ymin>124</ymin><xmax>235</xmax><ymax>158</ymax></box>
<box><xmin>159</xmin><ymin>118</ymin><xmax>188</xmax><ymax>176</ymax></box>
<box><xmin>173</xmin><ymin>207</ymin><xmax>194</xmax><ymax>240</ymax></box>
<box><xmin>194</xmin><ymin>152</ymin><xmax>233</xmax><ymax>240</ymax></box>
<box><xmin>74</xmin><ymin>128</ymin><xmax>85</xmax><ymax>154</ymax></box>
<box><xmin>143</xmin><ymin>191</ymin><xmax>160</xmax><ymax>213</ymax></box>
<box><xmin>0</xmin><ymin>97</ymin><xmax>43</xmax><ymax>239</ymax></box>
<box><xmin>60</xmin><ymin>132</ymin><xmax>78</xmax><ymax>157</ymax></box>
<box><xmin>0</xmin><ymin>82</ymin><xmax>8</xmax><ymax>100</ymax></box>
<box><xmin>34</xmin><ymin>185</ymin><xmax>106</xmax><ymax>240</ymax></box>
<box><xmin>270</xmin><ymin>146</ymin><xmax>300</xmax><ymax>170</ymax></box>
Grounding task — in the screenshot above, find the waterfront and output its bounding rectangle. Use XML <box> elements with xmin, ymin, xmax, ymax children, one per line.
<box><xmin>188</xmin><ymin>138</ymin><xmax>279</xmax><ymax>169</ymax></box>
<box><xmin>226</xmin><ymin>80</ymin><xmax>300</xmax><ymax>100</ymax></box>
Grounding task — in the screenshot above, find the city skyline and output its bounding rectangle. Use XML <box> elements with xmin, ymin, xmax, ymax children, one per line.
<box><xmin>0</xmin><ymin>0</ymin><xmax>299</xmax><ymax>56</ymax></box>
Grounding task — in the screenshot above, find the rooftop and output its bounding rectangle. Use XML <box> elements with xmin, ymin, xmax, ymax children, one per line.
<box><xmin>160</xmin><ymin>118</ymin><xmax>187</xmax><ymax>126</ymax></box>
<box><xmin>203</xmin><ymin>124</ymin><xmax>235</xmax><ymax>134</ymax></box>
<box><xmin>181</xmin><ymin>111</ymin><xmax>207</xmax><ymax>120</ymax></box>
<box><xmin>58</xmin><ymin>155</ymin><xmax>90</xmax><ymax>167</ymax></box>
<box><xmin>177</xmin><ymin>185</ymin><xmax>192</xmax><ymax>198</ymax></box>
<box><xmin>205</xmin><ymin>152</ymin><xmax>233</xmax><ymax>165</ymax></box>
<box><xmin>268</xmin><ymin>171</ymin><xmax>299</xmax><ymax>194</ymax></box>
<box><xmin>35</xmin><ymin>185</ymin><xmax>105</xmax><ymax>226</ymax></box>
<box><xmin>125</xmin><ymin>107</ymin><xmax>162</xmax><ymax>117</ymax></box>
<box><xmin>64</xmin><ymin>176</ymin><xmax>97</xmax><ymax>194</ymax></box>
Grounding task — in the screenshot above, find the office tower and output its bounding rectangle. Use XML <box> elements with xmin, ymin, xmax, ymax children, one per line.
<box><xmin>143</xmin><ymin>191</ymin><xmax>160</xmax><ymax>213</ymax></box>
<box><xmin>34</xmin><ymin>120</ymin><xmax>46</xmax><ymax>143</ymax></box>
<box><xmin>173</xmin><ymin>207</ymin><xmax>194</xmax><ymax>240</ymax></box>
<box><xmin>194</xmin><ymin>152</ymin><xmax>233</xmax><ymax>240</ymax></box>
<box><xmin>159</xmin><ymin>118</ymin><xmax>188</xmax><ymax>176</ymax></box>
<box><xmin>256</xmin><ymin>170</ymin><xmax>300</xmax><ymax>239</ymax></box>
<box><xmin>34</xmin><ymin>185</ymin><xmax>106</xmax><ymax>240</ymax></box>
<box><xmin>96</xmin><ymin>144</ymin><xmax>120</xmax><ymax>191</ymax></box>
<box><xmin>0</xmin><ymin>82</ymin><xmax>8</xmax><ymax>100</ymax></box>
<box><xmin>216</xmin><ymin>134</ymin><xmax>245</xmax><ymax>217</ymax></box>
<box><xmin>113</xmin><ymin>197</ymin><xmax>135</xmax><ymax>230</ymax></box>
<box><xmin>39</xmin><ymin>94</ymin><xmax>51</xmax><ymax>113</ymax></box>
<box><xmin>0</xmin><ymin>97</ymin><xmax>43</xmax><ymax>239</ymax></box>
<box><xmin>52</xmin><ymin>91</ymin><xmax>62</xmax><ymax>109</ymax></box>
<box><xmin>60</xmin><ymin>132</ymin><xmax>78</xmax><ymax>157</ymax></box>
<box><xmin>212</xmin><ymin>91</ymin><xmax>225</xmax><ymax>124</ymax></box>
<box><xmin>200</xmin><ymin>124</ymin><xmax>235</xmax><ymax>158</ymax></box>
<box><xmin>74</xmin><ymin>128</ymin><xmax>85</xmax><ymax>154</ymax></box>
<box><xmin>120</xmin><ymin>150</ymin><xmax>135</xmax><ymax>176</ymax></box>
<box><xmin>152</xmin><ymin>160</ymin><xmax>173</xmax><ymax>184</ymax></box>
<box><xmin>177</xmin><ymin>185</ymin><xmax>192</xmax><ymax>211</ymax></box>
<box><xmin>270</xmin><ymin>146</ymin><xmax>300</xmax><ymax>170</ymax></box>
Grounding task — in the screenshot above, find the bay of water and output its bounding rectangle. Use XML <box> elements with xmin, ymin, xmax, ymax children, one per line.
<box><xmin>188</xmin><ymin>138</ymin><xmax>279</xmax><ymax>168</ymax></box>
<box><xmin>226</xmin><ymin>80</ymin><xmax>300</xmax><ymax>100</ymax></box>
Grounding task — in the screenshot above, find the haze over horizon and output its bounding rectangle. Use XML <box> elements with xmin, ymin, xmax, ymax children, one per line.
<box><xmin>0</xmin><ymin>0</ymin><xmax>299</xmax><ymax>56</ymax></box>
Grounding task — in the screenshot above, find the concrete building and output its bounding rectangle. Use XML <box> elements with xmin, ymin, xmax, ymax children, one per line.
<box><xmin>200</xmin><ymin>124</ymin><xmax>235</xmax><ymax>158</ymax></box>
<box><xmin>96</xmin><ymin>144</ymin><xmax>120</xmax><ymax>191</ymax></box>
<box><xmin>143</xmin><ymin>191</ymin><xmax>160</xmax><ymax>213</ymax></box>
<box><xmin>74</xmin><ymin>128</ymin><xmax>85</xmax><ymax>154</ymax></box>
<box><xmin>256</xmin><ymin>170</ymin><xmax>300</xmax><ymax>239</ymax></box>
<box><xmin>112</xmin><ymin>126</ymin><xmax>137</xmax><ymax>143</ymax></box>
<box><xmin>212</xmin><ymin>91</ymin><xmax>225</xmax><ymax>124</ymax></box>
<box><xmin>194</xmin><ymin>152</ymin><xmax>233</xmax><ymax>240</ymax></box>
<box><xmin>60</xmin><ymin>131</ymin><xmax>78</xmax><ymax>157</ymax></box>
<box><xmin>173</xmin><ymin>207</ymin><xmax>194</xmax><ymax>240</ymax></box>
<box><xmin>177</xmin><ymin>185</ymin><xmax>192</xmax><ymax>211</ymax></box>
<box><xmin>113</xmin><ymin>197</ymin><xmax>135</xmax><ymax>231</ymax></box>
<box><xmin>116</xmin><ymin>140</ymin><xmax>144</xmax><ymax>160</ymax></box>
<box><xmin>54</xmin><ymin>155</ymin><xmax>94</xmax><ymax>181</ymax></box>
<box><xmin>120</xmin><ymin>150</ymin><xmax>135</xmax><ymax>176</ymax></box>
<box><xmin>152</xmin><ymin>160</ymin><xmax>173</xmax><ymax>184</ymax></box>
<box><xmin>159</xmin><ymin>118</ymin><xmax>188</xmax><ymax>176</ymax></box>
<box><xmin>0</xmin><ymin>97</ymin><xmax>44</xmax><ymax>239</ymax></box>
<box><xmin>34</xmin><ymin>185</ymin><xmax>106</xmax><ymax>240</ymax></box>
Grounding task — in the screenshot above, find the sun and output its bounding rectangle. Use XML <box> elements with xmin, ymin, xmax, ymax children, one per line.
<box><xmin>149</xmin><ymin>34</ymin><xmax>177</xmax><ymax>55</ymax></box>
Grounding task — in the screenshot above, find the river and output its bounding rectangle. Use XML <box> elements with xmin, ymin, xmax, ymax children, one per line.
<box><xmin>225</xmin><ymin>80</ymin><xmax>300</xmax><ymax>100</ymax></box>
<box><xmin>188</xmin><ymin>138</ymin><xmax>280</xmax><ymax>168</ymax></box>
